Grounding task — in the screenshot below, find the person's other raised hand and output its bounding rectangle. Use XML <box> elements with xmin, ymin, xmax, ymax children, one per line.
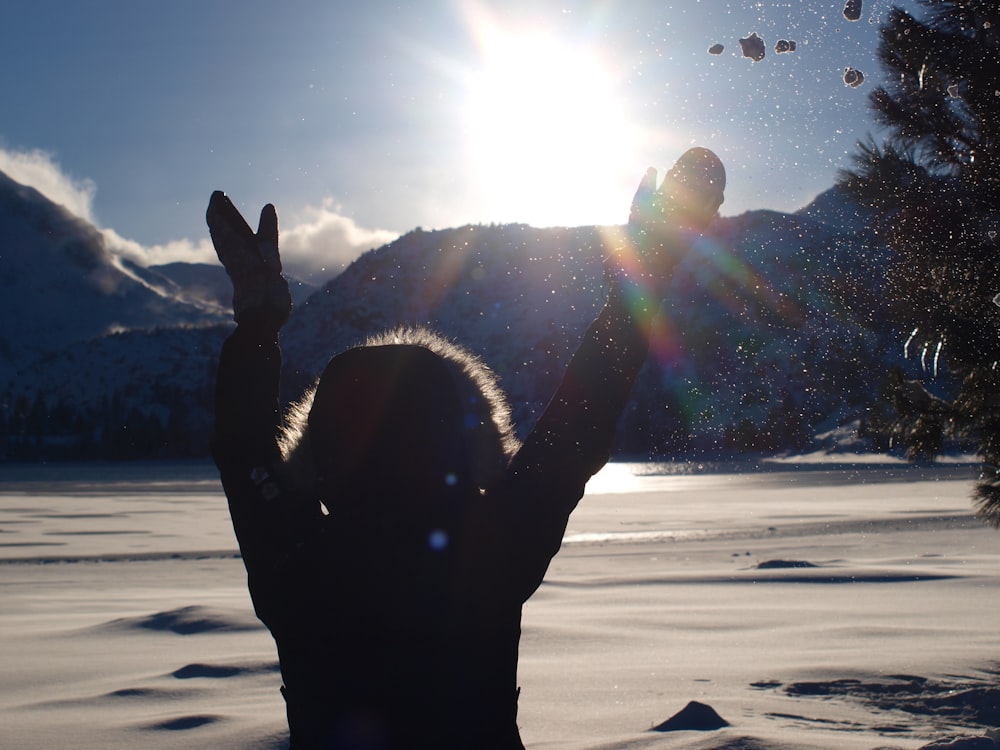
<box><xmin>629</xmin><ymin>147</ymin><xmax>725</xmax><ymax>235</ymax></box>
<box><xmin>207</xmin><ymin>191</ymin><xmax>291</xmax><ymax>325</ymax></box>
<box><xmin>620</xmin><ymin>148</ymin><xmax>725</xmax><ymax>285</ymax></box>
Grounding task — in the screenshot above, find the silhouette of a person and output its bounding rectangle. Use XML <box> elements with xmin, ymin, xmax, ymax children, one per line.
<box><xmin>209</xmin><ymin>148</ymin><xmax>725</xmax><ymax>749</ymax></box>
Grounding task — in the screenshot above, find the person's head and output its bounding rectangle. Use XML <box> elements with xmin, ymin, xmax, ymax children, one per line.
<box><xmin>280</xmin><ymin>328</ymin><xmax>520</xmax><ymax>517</ymax></box>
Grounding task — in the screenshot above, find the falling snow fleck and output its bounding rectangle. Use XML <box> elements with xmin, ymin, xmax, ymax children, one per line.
<box><xmin>843</xmin><ymin>0</ymin><xmax>863</xmax><ymax>22</ymax></box>
<box><xmin>948</xmin><ymin>83</ymin><xmax>961</xmax><ymax>98</ymax></box>
<box><xmin>739</xmin><ymin>33</ymin><xmax>766</xmax><ymax>62</ymax></box>
<box><xmin>708</xmin><ymin>43</ymin><xmax>725</xmax><ymax>55</ymax></box>
<box><xmin>844</xmin><ymin>67</ymin><xmax>865</xmax><ymax>88</ymax></box>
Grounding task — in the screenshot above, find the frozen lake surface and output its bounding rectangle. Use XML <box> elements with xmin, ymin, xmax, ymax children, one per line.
<box><xmin>1</xmin><ymin>460</ymin><xmax>998</xmax><ymax>749</ymax></box>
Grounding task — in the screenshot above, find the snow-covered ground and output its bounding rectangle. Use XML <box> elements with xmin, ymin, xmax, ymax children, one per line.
<box><xmin>1</xmin><ymin>459</ymin><xmax>998</xmax><ymax>749</ymax></box>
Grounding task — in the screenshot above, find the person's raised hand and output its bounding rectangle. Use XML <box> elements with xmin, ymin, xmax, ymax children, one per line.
<box><xmin>618</xmin><ymin>148</ymin><xmax>726</xmax><ymax>286</ymax></box>
<box><xmin>630</xmin><ymin>147</ymin><xmax>725</xmax><ymax>235</ymax></box>
<box><xmin>207</xmin><ymin>191</ymin><xmax>291</xmax><ymax>325</ymax></box>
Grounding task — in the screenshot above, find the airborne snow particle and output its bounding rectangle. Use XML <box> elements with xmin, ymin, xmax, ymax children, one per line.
<box><xmin>843</xmin><ymin>0</ymin><xmax>862</xmax><ymax>21</ymax></box>
<box><xmin>843</xmin><ymin>67</ymin><xmax>865</xmax><ymax>88</ymax></box>
<box><xmin>947</xmin><ymin>83</ymin><xmax>961</xmax><ymax>98</ymax></box>
<box><xmin>708</xmin><ymin>43</ymin><xmax>725</xmax><ymax>55</ymax></box>
<box><xmin>739</xmin><ymin>32</ymin><xmax>766</xmax><ymax>62</ymax></box>
<box><xmin>774</xmin><ymin>39</ymin><xmax>797</xmax><ymax>54</ymax></box>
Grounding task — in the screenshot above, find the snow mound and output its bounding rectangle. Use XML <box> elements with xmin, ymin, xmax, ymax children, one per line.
<box><xmin>652</xmin><ymin>700</ymin><xmax>730</xmax><ymax>732</ymax></box>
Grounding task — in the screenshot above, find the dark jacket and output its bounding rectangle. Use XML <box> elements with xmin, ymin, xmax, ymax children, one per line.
<box><xmin>212</xmin><ymin>280</ymin><xmax>651</xmax><ymax>749</ymax></box>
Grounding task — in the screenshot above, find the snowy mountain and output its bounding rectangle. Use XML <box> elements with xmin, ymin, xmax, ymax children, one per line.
<box><xmin>123</xmin><ymin>260</ymin><xmax>318</xmax><ymax>313</ymax></box>
<box><xmin>0</xmin><ymin>169</ymin><xmax>234</xmax><ymax>458</ymax></box>
<box><xmin>279</xmin><ymin>224</ymin><xmax>608</xmax><ymax>421</ymax></box>
<box><xmin>279</xmin><ymin>202</ymin><xmax>901</xmax><ymax>456</ymax></box>
<box><xmin>0</xmin><ymin>169</ymin><xmax>228</xmax><ymax>385</ymax></box>
<box><xmin>0</xmin><ymin>169</ymin><xmax>921</xmax><ymax>460</ymax></box>
<box><xmin>795</xmin><ymin>184</ymin><xmax>878</xmax><ymax>234</ymax></box>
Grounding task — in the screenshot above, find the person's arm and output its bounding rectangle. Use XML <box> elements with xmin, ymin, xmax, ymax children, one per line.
<box><xmin>491</xmin><ymin>242</ymin><xmax>660</xmax><ymax>600</ymax></box>
<box><xmin>498</xmin><ymin>149</ymin><xmax>726</xmax><ymax>598</ymax></box>
<box><xmin>212</xmin><ymin>309</ymin><xmax>292</xmax><ymax>589</ymax></box>
<box><xmin>207</xmin><ymin>193</ymin><xmax>318</xmax><ymax>618</ymax></box>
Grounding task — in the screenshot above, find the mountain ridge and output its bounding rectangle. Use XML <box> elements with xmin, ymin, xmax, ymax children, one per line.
<box><xmin>0</xmin><ymin>171</ymin><xmax>921</xmax><ymax>460</ymax></box>
<box><xmin>0</xmin><ymin>169</ymin><xmax>228</xmax><ymax>385</ymax></box>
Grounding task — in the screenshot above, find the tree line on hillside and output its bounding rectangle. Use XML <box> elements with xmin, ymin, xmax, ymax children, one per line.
<box><xmin>0</xmin><ymin>382</ymin><xmax>215</xmax><ymax>462</ymax></box>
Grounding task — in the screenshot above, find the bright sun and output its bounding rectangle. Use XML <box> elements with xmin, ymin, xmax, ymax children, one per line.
<box><xmin>462</xmin><ymin>19</ymin><xmax>641</xmax><ymax>228</ymax></box>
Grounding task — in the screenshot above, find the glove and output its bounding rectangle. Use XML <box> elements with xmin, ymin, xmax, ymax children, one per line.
<box><xmin>207</xmin><ymin>191</ymin><xmax>292</xmax><ymax>325</ymax></box>
<box><xmin>630</xmin><ymin>147</ymin><xmax>725</xmax><ymax>234</ymax></box>
<box><xmin>612</xmin><ymin>147</ymin><xmax>726</xmax><ymax>290</ymax></box>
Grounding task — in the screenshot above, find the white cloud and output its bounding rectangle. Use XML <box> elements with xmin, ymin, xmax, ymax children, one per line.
<box><xmin>0</xmin><ymin>147</ymin><xmax>96</xmax><ymax>221</ymax></box>
<box><xmin>106</xmin><ymin>200</ymin><xmax>398</xmax><ymax>281</ymax></box>
<box><xmin>279</xmin><ymin>198</ymin><xmax>399</xmax><ymax>280</ymax></box>
<box><xmin>101</xmin><ymin>228</ymin><xmax>217</xmax><ymax>267</ymax></box>
<box><xmin>0</xmin><ymin>147</ymin><xmax>397</xmax><ymax>282</ymax></box>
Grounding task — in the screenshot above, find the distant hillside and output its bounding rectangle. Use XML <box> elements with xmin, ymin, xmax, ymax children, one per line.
<box><xmin>795</xmin><ymin>184</ymin><xmax>878</xmax><ymax>234</ymax></box>
<box><xmin>0</xmin><ymin>172</ymin><xmax>932</xmax><ymax>461</ymax></box>
<box><xmin>123</xmin><ymin>260</ymin><xmax>318</xmax><ymax>313</ymax></box>
<box><xmin>280</xmin><ymin>224</ymin><xmax>608</xmax><ymax>421</ymax></box>
<box><xmin>0</xmin><ymin>169</ymin><xmax>227</xmax><ymax>385</ymax></box>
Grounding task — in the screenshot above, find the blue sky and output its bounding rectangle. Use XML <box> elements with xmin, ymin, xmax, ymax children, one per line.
<box><xmin>1</xmin><ymin>0</ymin><xmax>914</xmax><ymax>279</ymax></box>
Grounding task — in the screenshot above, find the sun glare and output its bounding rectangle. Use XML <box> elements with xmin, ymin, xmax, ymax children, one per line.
<box><xmin>462</xmin><ymin>19</ymin><xmax>640</xmax><ymax>228</ymax></box>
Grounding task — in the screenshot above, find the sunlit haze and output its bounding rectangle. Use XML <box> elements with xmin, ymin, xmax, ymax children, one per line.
<box><xmin>462</xmin><ymin>8</ymin><xmax>642</xmax><ymax>228</ymax></box>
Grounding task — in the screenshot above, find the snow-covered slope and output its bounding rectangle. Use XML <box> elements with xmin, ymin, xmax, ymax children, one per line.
<box><xmin>0</xmin><ymin>169</ymin><xmax>227</xmax><ymax>383</ymax></box>
<box><xmin>279</xmin><ymin>207</ymin><xmax>901</xmax><ymax>455</ymax></box>
<box><xmin>279</xmin><ymin>224</ymin><xmax>608</xmax><ymax>421</ymax></box>
<box><xmin>124</xmin><ymin>260</ymin><xmax>318</xmax><ymax>314</ymax></box>
<box><xmin>0</xmin><ymin>171</ymin><xmax>921</xmax><ymax>460</ymax></box>
<box><xmin>795</xmin><ymin>184</ymin><xmax>878</xmax><ymax>234</ymax></box>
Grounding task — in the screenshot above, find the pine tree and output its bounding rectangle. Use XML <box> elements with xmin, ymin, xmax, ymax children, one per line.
<box><xmin>839</xmin><ymin>1</ymin><xmax>1000</xmax><ymax>522</ymax></box>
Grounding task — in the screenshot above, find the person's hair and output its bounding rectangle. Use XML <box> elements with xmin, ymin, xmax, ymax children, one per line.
<box><xmin>278</xmin><ymin>327</ymin><xmax>520</xmax><ymax>500</ymax></box>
